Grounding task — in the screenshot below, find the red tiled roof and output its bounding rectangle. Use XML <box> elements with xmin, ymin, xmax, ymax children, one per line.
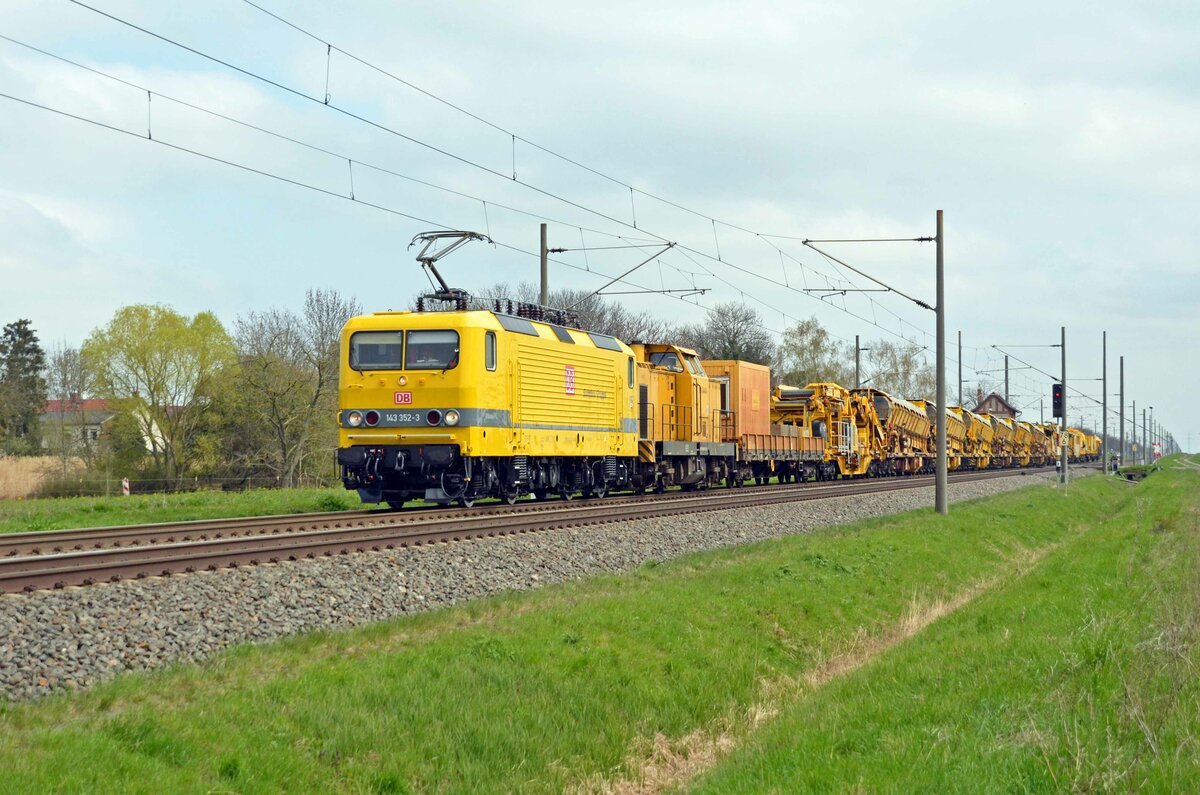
<box><xmin>42</xmin><ymin>398</ymin><xmax>112</xmax><ymax>414</ymax></box>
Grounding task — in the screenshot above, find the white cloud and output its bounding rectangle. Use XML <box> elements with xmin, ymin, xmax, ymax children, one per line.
<box><xmin>0</xmin><ymin>0</ymin><xmax>1196</xmax><ymax>441</ymax></box>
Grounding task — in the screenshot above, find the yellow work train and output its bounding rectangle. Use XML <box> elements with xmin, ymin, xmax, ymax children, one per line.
<box><xmin>338</xmin><ymin>233</ymin><xmax>1100</xmax><ymax>504</ymax></box>
<box><xmin>336</xmin><ymin>305</ymin><xmax>1103</xmax><ymax>506</ymax></box>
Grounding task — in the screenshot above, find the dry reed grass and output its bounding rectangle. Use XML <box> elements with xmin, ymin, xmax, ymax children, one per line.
<box><xmin>0</xmin><ymin>456</ymin><xmax>74</xmax><ymax>500</ymax></box>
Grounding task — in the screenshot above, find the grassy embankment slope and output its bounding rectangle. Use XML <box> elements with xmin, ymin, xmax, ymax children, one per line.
<box><xmin>1</xmin><ymin>460</ymin><xmax>1197</xmax><ymax>792</ymax></box>
<box><xmin>0</xmin><ymin>487</ymin><xmax>358</xmax><ymax>535</ymax></box>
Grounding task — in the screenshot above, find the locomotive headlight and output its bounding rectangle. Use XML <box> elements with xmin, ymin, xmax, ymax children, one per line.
<box><xmin>346</xmin><ymin>410</ymin><xmax>363</xmax><ymax>427</ymax></box>
<box><xmin>444</xmin><ymin>409</ymin><xmax>460</xmax><ymax>426</ymax></box>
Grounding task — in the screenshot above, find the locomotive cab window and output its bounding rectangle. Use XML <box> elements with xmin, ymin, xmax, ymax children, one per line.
<box><xmin>683</xmin><ymin>355</ymin><xmax>706</xmax><ymax>376</ymax></box>
<box><xmin>649</xmin><ymin>351</ymin><xmax>683</xmax><ymax>372</ymax></box>
<box><xmin>627</xmin><ymin>357</ymin><xmax>634</xmax><ymax>387</ymax></box>
<box><xmin>406</xmin><ymin>330</ymin><xmax>459</xmax><ymax>370</ymax></box>
<box><xmin>485</xmin><ymin>331</ymin><xmax>497</xmax><ymax>371</ymax></box>
<box><xmin>349</xmin><ymin>331</ymin><xmax>404</xmax><ymax>371</ymax></box>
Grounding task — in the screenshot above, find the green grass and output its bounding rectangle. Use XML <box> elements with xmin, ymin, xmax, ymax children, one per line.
<box><xmin>692</xmin><ymin>457</ymin><xmax>1200</xmax><ymax>792</ymax></box>
<box><xmin>0</xmin><ymin>487</ymin><xmax>362</xmax><ymax>535</ymax></box>
<box><xmin>0</xmin><ymin>465</ymin><xmax>1194</xmax><ymax>792</ymax></box>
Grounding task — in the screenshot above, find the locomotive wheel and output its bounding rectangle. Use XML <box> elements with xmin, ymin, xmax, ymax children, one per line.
<box><xmin>501</xmin><ymin>485</ymin><xmax>520</xmax><ymax>505</ymax></box>
<box><xmin>458</xmin><ymin>496</ymin><xmax>476</xmax><ymax>508</ymax></box>
<box><xmin>559</xmin><ymin>488</ymin><xmax>574</xmax><ymax>501</ymax></box>
<box><xmin>590</xmin><ymin>481</ymin><xmax>608</xmax><ymax>499</ymax></box>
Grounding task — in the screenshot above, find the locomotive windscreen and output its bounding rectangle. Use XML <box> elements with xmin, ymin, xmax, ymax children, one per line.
<box><xmin>405</xmin><ymin>330</ymin><xmax>459</xmax><ymax>370</ymax></box>
<box><xmin>349</xmin><ymin>331</ymin><xmax>403</xmax><ymax>370</ymax></box>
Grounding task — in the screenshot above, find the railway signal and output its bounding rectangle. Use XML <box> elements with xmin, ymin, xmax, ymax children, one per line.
<box><xmin>1051</xmin><ymin>383</ymin><xmax>1064</xmax><ymax>418</ymax></box>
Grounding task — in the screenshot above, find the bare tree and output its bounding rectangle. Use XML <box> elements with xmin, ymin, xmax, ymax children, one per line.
<box><xmin>233</xmin><ymin>289</ymin><xmax>360</xmax><ymax>487</ymax></box>
<box><xmin>419</xmin><ymin>280</ymin><xmax>676</xmax><ymax>343</ymax></box>
<box><xmin>43</xmin><ymin>342</ymin><xmax>95</xmax><ymax>473</ymax></box>
<box><xmin>676</xmin><ymin>302</ymin><xmax>776</xmax><ymax>365</ymax></box>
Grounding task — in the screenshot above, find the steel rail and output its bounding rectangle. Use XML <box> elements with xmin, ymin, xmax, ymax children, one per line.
<box><xmin>0</xmin><ymin>468</ymin><xmax>1053</xmax><ymax>595</ymax></box>
<box><xmin>0</xmin><ymin>492</ymin><xmax>727</xmax><ymax>557</ymax></box>
<box><xmin>0</xmin><ymin>508</ymin><xmax>392</xmax><ymax>558</ymax></box>
<box><xmin>0</xmin><ymin>464</ymin><xmax>1061</xmax><ymax>558</ymax></box>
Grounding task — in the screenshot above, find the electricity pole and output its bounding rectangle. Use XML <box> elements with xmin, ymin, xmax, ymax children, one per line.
<box><xmin>1004</xmin><ymin>355</ymin><xmax>1009</xmax><ymax>404</ymax></box>
<box><xmin>1101</xmin><ymin>331</ymin><xmax>1107</xmax><ymax>472</ymax></box>
<box><xmin>539</xmin><ymin>223</ymin><xmax>549</xmax><ymax>306</ymax></box>
<box><xmin>935</xmin><ymin>210</ymin><xmax>947</xmax><ymax>515</ymax></box>
<box><xmin>1060</xmin><ymin>326</ymin><xmax>1068</xmax><ymax>486</ymax></box>
<box><xmin>801</xmin><ymin>213</ymin><xmax>944</xmax><ymax>511</ymax></box>
<box><xmin>1119</xmin><ymin>356</ymin><xmax>1124</xmax><ymax>464</ymax></box>
<box><xmin>1143</xmin><ymin>408</ymin><xmax>1148</xmax><ymax>465</ymax></box>
<box><xmin>855</xmin><ymin>335</ymin><xmax>861</xmax><ymax>388</ymax></box>
<box><xmin>957</xmin><ymin>330</ymin><xmax>962</xmax><ymax>406</ymax></box>
<box><xmin>1150</xmin><ymin>406</ymin><xmax>1155</xmax><ymax>463</ymax></box>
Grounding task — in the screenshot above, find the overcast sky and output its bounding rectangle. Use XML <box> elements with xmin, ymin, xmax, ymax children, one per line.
<box><xmin>2</xmin><ymin>0</ymin><xmax>1197</xmax><ymax>451</ymax></box>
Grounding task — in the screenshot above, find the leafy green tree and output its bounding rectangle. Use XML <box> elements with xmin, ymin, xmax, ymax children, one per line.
<box><xmin>82</xmin><ymin>305</ymin><xmax>235</xmax><ymax>487</ymax></box>
<box><xmin>0</xmin><ymin>319</ymin><xmax>48</xmax><ymax>453</ymax></box>
<box><xmin>777</xmin><ymin>317</ymin><xmax>852</xmax><ymax>387</ymax></box>
<box><xmin>104</xmin><ymin>409</ymin><xmax>150</xmax><ymax>478</ymax></box>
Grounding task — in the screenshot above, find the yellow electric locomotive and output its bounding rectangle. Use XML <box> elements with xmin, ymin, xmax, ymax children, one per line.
<box><xmin>337</xmin><ymin>232</ymin><xmax>638</xmax><ymax>507</ymax></box>
<box><xmin>338</xmin><ymin>307</ymin><xmax>638</xmax><ymax>506</ymax></box>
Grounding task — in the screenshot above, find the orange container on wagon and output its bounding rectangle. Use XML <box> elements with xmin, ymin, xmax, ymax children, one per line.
<box><xmin>702</xmin><ymin>360</ymin><xmax>771</xmax><ymax>440</ymax></box>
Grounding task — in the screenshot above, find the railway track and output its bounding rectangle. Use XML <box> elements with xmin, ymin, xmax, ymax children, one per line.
<box><xmin>0</xmin><ymin>468</ymin><xmax>1053</xmax><ymax>594</ymax></box>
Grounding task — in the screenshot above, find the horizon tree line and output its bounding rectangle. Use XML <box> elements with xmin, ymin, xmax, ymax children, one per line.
<box><xmin>4</xmin><ymin>288</ymin><xmax>951</xmax><ymax>495</ymax></box>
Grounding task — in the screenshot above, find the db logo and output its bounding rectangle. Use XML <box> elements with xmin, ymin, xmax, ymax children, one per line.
<box><xmin>393</xmin><ymin>391</ymin><xmax>413</xmax><ymax>405</ymax></box>
<box><xmin>564</xmin><ymin>365</ymin><xmax>576</xmax><ymax>396</ymax></box>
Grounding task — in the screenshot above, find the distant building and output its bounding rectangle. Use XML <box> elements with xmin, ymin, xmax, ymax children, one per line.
<box><xmin>973</xmin><ymin>391</ymin><xmax>1019</xmax><ymax>419</ymax></box>
<box><xmin>39</xmin><ymin>396</ymin><xmax>117</xmax><ymax>453</ymax></box>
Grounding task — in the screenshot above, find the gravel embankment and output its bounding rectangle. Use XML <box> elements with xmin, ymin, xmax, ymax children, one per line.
<box><xmin>0</xmin><ymin>473</ymin><xmax>1055</xmax><ymax>702</ymax></box>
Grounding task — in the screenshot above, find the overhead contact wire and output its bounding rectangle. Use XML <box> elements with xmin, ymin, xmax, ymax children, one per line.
<box><xmin>50</xmin><ymin>5</ymin><xmax>942</xmax><ymax>352</ymax></box>
<box><xmin>230</xmin><ymin>0</ymin><xmax>953</xmax><ymax>348</ymax></box>
<box><xmin>0</xmin><ymin>91</ymin><xmax>750</xmax><ymax>330</ymax></box>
